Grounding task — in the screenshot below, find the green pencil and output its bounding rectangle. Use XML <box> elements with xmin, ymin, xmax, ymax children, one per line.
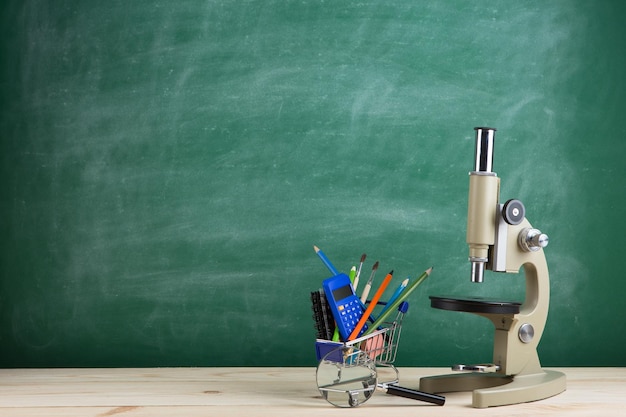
<box><xmin>361</xmin><ymin>266</ymin><xmax>433</xmax><ymax>336</ymax></box>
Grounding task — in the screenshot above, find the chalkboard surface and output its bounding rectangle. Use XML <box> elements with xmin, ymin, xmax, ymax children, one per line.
<box><xmin>1</xmin><ymin>0</ymin><xmax>625</xmax><ymax>367</ymax></box>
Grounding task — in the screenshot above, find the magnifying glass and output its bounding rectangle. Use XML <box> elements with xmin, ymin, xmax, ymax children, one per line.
<box><xmin>316</xmin><ymin>346</ymin><xmax>377</xmax><ymax>407</ymax></box>
<box><xmin>316</xmin><ymin>345</ymin><xmax>446</xmax><ymax>407</ymax></box>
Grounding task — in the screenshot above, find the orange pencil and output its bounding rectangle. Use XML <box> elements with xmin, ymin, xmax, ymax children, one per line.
<box><xmin>348</xmin><ymin>270</ymin><xmax>394</xmax><ymax>341</ymax></box>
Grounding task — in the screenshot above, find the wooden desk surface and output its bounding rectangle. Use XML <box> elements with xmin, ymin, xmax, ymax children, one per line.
<box><xmin>0</xmin><ymin>367</ymin><xmax>624</xmax><ymax>416</ymax></box>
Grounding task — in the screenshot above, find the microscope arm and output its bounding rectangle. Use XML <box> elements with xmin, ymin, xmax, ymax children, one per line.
<box><xmin>486</xmin><ymin>217</ymin><xmax>549</xmax><ymax>376</ymax></box>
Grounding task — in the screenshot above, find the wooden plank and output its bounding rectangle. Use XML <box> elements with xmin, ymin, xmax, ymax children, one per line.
<box><xmin>0</xmin><ymin>368</ymin><xmax>624</xmax><ymax>416</ymax></box>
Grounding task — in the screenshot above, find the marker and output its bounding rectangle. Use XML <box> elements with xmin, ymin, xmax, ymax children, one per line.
<box><xmin>349</xmin><ymin>270</ymin><xmax>394</xmax><ymax>340</ymax></box>
<box><xmin>379</xmin><ymin>277</ymin><xmax>409</xmax><ymax>316</ymax></box>
<box><xmin>313</xmin><ymin>245</ymin><xmax>339</xmax><ymax>276</ymax></box>
<box><xmin>331</xmin><ymin>326</ymin><xmax>340</xmax><ymax>342</ymax></box>
<box><xmin>360</xmin><ymin>261</ymin><xmax>379</xmax><ymax>304</ymax></box>
<box><xmin>362</xmin><ymin>267</ymin><xmax>433</xmax><ymax>337</ymax></box>
<box><xmin>348</xmin><ymin>266</ymin><xmax>356</xmax><ymax>284</ymax></box>
<box><xmin>353</xmin><ymin>253</ymin><xmax>367</xmax><ymax>291</ymax></box>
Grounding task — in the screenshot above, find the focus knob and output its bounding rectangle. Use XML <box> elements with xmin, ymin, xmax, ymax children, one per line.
<box><xmin>519</xmin><ymin>228</ymin><xmax>549</xmax><ymax>252</ymax></box>
<box><xmin>502</xmin><ymin>199</ymin><xmax>525</xmax><ymax>225</ymax></box>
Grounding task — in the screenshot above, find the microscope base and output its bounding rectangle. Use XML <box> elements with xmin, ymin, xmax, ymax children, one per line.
<box><xmin>419</xmin><ymin>369</ymin><xmax>566</xmax><ymax>408</ymax></box>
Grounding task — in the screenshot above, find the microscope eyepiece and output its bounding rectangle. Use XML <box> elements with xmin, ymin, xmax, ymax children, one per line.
<box><xmin>473</xmin><ymin>127</ymin><xmax>496</xmax><ymax>173</ymax></box>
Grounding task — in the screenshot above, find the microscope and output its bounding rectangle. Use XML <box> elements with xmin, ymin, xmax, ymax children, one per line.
<box><xmin>419</xmin><ymin>127</ymin><xmax>566</xmax><ymax>407</ymax></box>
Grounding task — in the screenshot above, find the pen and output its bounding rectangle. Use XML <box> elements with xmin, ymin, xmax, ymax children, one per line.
<box><xmin>353</xmin><ymin>253</ymin><xmax>366</xmax><ymax>291</ymax></box>
<box><xmin>349</xmin><ymin>270</ymin><xmax>394</xmax><ymax>340</ymax></box>
<box><xmin>360</xmin><ymin>261</ymin><xmax>379</xmax><ymax>304</ymax></box>
<box><xmin>313</xmin><ymin>245</ymin><xmax>339</xmax><ymax>276</ymax></box>
<box><xmin>362</xmin><ymin>267</ymin><xmax>433</xmax><ymax>337</ymax></box>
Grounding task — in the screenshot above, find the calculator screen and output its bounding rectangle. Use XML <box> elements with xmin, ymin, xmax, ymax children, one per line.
<box><xmin>332</xmin><ymin>285</ymin><xmax>353</xmax><ymax>302</ymax></box>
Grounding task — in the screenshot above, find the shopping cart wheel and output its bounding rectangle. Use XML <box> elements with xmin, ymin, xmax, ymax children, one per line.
<box><xmin>316</xmin><ymin>346</ymin><xmax>377</xmax><ymax>407</ymax></box>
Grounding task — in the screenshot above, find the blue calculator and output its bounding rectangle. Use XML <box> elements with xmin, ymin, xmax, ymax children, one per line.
<box><xmin>322</xmin><ymin>273</ymin><xmax>367</xmax><ymax>340</ymax></box>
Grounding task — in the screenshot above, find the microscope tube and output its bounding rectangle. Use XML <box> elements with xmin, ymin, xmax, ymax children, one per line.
<box><xmin>467</xmin><ymin>127</ymin><xmax>499</xmax><ymax>283</ymax></box>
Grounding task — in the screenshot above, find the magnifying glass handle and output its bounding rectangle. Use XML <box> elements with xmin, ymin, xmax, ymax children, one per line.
<box><xmin>384</xmin><ymin>384</ymin><xmax>445</xmax><ymax>406</ymax></box>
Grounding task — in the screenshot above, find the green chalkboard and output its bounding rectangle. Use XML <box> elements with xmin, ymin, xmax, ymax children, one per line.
<box><xmin>1</xmin><ymin>0</ymin><xmax>625</xmax><ymax>367</ymax></box>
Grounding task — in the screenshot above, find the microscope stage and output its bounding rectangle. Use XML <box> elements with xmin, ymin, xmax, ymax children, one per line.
<box><xmin>429</xmin><ymin>295</ymin><xmax>521</xmax><ymax>314</ymax></box>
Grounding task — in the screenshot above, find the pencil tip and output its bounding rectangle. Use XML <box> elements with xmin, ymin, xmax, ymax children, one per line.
<box><xmin>389</xmin><ymin>270</ymin><xmax>394</xmax><ymax>275</ymax></box>
<box><xmin>372</xmin><ymin>261</ymin><xmax>379</xmax><ymax>269</ymax></box>
<box><xmin>360</xmin><ymin>253</ymin><xmax>367</xmax><ymax>262</ymax></box>
<box><xmin>426</xmin><ymin>266</ymin><xmax>433</xmax><ymax>274</ymax></box>
<box><xmin>313</xmin><ymin>245</ymin><xmax>319</xmax><ymax>252</ymax></box>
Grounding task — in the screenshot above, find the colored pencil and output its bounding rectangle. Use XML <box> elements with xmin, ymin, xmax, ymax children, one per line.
<box><xmin>349</xmin><ymin>270</ymin><xmax>393</xmax><ymax>340</ymax></box>
<box><xmin>362</xmin><ymin>267</ymin><xmax>433</xmax><ymax>337</ymax></box>
<box><xmin>379</xmin><ymin>277</ymin><xmax>409</xmax><ymax>316</ymax></box>
<box><xmin>313</xmin><ymin>245</ymin><xmax>339</xmax><ymax>276</ymax></box>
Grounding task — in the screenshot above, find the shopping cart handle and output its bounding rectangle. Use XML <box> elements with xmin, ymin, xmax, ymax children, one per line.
<box><xmin>383</xmin><ymin>384</ymin><xmax>445</xmax><ymax>406</ymax></box>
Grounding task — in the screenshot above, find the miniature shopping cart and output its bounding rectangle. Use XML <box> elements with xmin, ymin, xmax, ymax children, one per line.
<box><xmin>314</xmin><ymin>302</ymin><xmax>445</xmax><ymax>408</ymax></box>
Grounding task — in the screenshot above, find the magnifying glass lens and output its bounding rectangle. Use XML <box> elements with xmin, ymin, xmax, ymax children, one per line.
<box><xmin>316</xmin><ymin>347</ymin><xmax>377</xmax><ymax>407</ymax></box>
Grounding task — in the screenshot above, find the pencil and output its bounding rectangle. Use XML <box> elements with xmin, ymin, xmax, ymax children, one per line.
<box><xmin>379</xmin><ymin>277</ymin><xmax>409</xmax><ymax>316</ymax></box>
<box><xmin>362</xmin><ymin>267</ymin><xmax>433</xmax><ymax>337</ymax></box>
<box><xmin>349</xmin><ymin>270</ymin><xmax>394</xmax><ymax>340</ymax></box>
<box><xmin>313</xmin><ymin>245</ymin><xmax>339</xmax><ymax>276</ymax></box>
